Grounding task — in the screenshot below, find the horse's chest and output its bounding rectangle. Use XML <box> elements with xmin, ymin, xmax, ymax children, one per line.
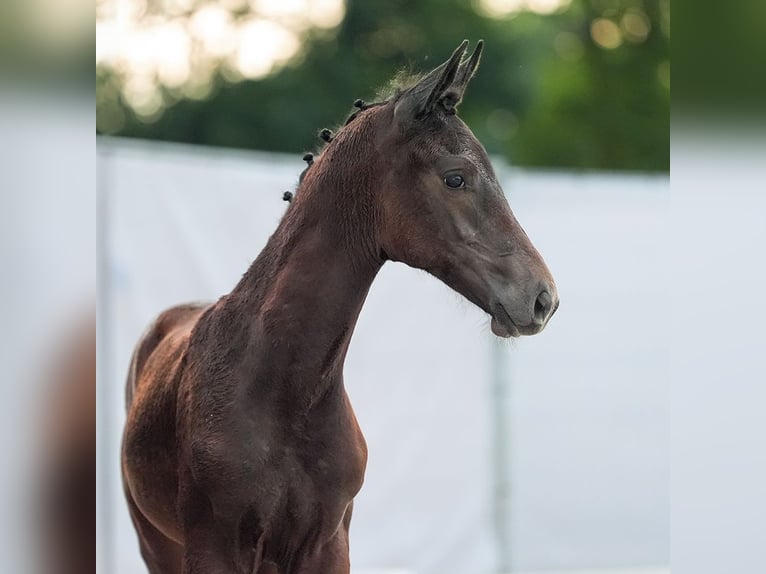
<box><xmin>224</xmin><ymin>434</ymin><xmax>364</xmax><ymax>555</ymax></box>
<box><xmin>194</xmin><ymin>411</ymin><xmax>367</xmax><ymax>521</ymax></box>
<box><xmin>273</xmin><ymin>427</ymin><xmax>368</xmax><ymax>507</ymax></box>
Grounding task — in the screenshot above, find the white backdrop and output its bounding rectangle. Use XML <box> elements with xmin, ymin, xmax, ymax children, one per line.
<box><xmin>97</xmin><ymin>138</ymin><xmax>669</xmax><ymax>574</ymax></box>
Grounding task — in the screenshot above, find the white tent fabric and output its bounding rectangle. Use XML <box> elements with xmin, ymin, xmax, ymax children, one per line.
<box><xmin>97</xmin><ymin>139</ymin><xmax>668</xmax><ymax>573</ymax></box>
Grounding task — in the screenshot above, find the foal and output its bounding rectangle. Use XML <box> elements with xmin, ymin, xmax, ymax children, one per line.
<box><xmin>122</xmin><ymin>40</ymin><xmax>558</xmax><ymax>574</ymax></box>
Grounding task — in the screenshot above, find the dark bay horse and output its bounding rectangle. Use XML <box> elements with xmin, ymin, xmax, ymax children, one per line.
<box><xmin>122</xmin><ymin>40</ymin><xmax>558</xmax><ymax>574</ymax></box>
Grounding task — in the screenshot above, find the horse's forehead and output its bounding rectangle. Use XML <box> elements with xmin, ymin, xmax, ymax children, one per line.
<box><xmin>451</xmin><ymin>122</ymin><xmax>495</xmax><ymax>181</ymax></box>
<box><xmin>462</xmin><ymin>146</ymin><xmax>494</xmax><ymax>181</ymax></box>
<box><xmin>404</xmin><ymin>116</ymin><xmax>494</xmax><ymax>181</ymax></box>
<box><xmin>424</xmin><ymin>118</ymin><xmax>481</xmax><ymax>153</ymax></box>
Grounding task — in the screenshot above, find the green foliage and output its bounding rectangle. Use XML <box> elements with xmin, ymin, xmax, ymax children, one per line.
<box><xmin>100</xmin><ymin>0</ymin><xmax>669</xmax><ymax>172</ymax></box>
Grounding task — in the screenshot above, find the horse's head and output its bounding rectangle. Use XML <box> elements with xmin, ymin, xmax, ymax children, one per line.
<box><xmin>367</xmin><ymin>40</ymin><xmax>558</xmax><ymax>337</ymax></box>
<box><xmin>300</xmin><ymin>40</ymin><xmax>557</xmax><ymax>337</ymax></box>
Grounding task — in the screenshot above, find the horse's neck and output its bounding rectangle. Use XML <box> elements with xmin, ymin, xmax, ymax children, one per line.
<box><xmin>223</xmin><ymin>210</ymin><xmax>382</xmax><ymax>410</ymax></box>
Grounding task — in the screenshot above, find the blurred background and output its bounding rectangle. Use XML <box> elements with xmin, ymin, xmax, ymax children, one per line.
<box><xmin>96</xmin><ymin>1</ymin><xmax>670</xmax><ymax>574</ymax></box>
<box><xmin>96</xmin><ymin>0</ymin><xmax>669</xmax><ymax>171</ymax></box>
<box><xmin>94</xmin><ymin>0</ymin><xmax>671</xmax><ymax>573</ymax></box>
<box><xmin>97</xmin><ymin>143</ymin><xmax>669</xmax><ymax>574</ymax></box>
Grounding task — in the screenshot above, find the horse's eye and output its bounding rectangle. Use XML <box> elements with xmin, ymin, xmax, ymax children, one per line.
<box><xmin>444</xmin><ymin>174</ymin><xmax>465</xmax><ymax>188</ymax></box>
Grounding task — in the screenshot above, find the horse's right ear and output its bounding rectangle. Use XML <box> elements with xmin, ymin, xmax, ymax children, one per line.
<box><xmin>394</xmin><ymin>40</ymin><xmax>483</xmax><ymax>122</ymax></box>
<box><xmin>394</xmin><ymin>40</ymin><xmax>469</xmax><ymax>121</ymax></box>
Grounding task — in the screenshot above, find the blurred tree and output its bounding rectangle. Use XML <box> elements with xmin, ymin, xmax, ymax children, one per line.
<box><xmin>511</xmin><ymin>0</ymin><xmax>669</xmax><ymax>170</ymax></box>
<box><xmin>97</xmin><ymin>0</ymin><xmax>669</xmax><ymax>172</ymax></box>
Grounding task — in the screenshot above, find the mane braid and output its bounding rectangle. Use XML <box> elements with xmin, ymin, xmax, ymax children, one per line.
<box><xmin>343</xmin><ymin>100</ymin><xmax>388</xmax><ymax>126</ymax></box>
<box><xmin>283</xmin><ymin>99</ymin><xmax>392</xmax><ymax>204</ymax></box>
<box><xmin>285</xmin><ymin>60</ymin><xmax>470</xmax><ymax>205</ymax></box>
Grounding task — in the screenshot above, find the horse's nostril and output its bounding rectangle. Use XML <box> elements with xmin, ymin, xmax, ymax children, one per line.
<box><xmin>533</xmin><ymin>290</ymin><xmax>553</xmax><ymax>324</ymax></box>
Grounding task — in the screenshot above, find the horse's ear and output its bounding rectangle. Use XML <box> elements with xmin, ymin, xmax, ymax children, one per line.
<box><xmin>395</xmin><ymin>40</ymin><xmax>483</xmax><ymax>121</ymax></box>
<box><xmin>453</xmin><ymin>39</ymin><xmax>483</xmax><ymax>96</ymax></box>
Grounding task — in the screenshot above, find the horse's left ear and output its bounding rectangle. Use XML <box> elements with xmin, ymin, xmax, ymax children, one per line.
<box><xmin>395</xmin><ymin>40</ymin><xmax>483</xmax><ymax>120</ymax></box>
<box><xmin>450</xmin><ymin>39</ymin><xmax>483</xmax><ymax>106</ymax></box>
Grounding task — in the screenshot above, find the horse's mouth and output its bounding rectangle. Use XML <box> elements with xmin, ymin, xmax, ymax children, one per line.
<box><xmin>490</xmin><ymin>304</ymin><xmax>520</xmax><ymax>338</ymax></box>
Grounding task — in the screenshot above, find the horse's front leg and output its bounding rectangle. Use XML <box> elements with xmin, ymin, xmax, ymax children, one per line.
<box><xmin>179</xmin><ymin>486</ymin><xmax>264</xmax><ymax>574</ymax></box>
<box><xmin>294</xmin><ymin>502</ymin><xmax>354</xmax><ymax>574</ymax></box>
<box><xmin>181</xmin><ymin>519</ymin><xmax>243</xmax><ymax>574</ymax></box>
<box><xmin>293</xmin><ymin>533</ymin><xmax>350</xmax><ymax>574</ymax></box>
<box><xmin>182</xmin><ymin>521</ymin><xmax>266</xmax><ymax>574</ymax></box>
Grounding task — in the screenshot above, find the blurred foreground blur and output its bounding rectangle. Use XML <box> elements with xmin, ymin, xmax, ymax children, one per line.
<box><xmin>1</xmin><ymin>0</ymin><xmax>93</xmax><ymax>563</ymax></box>
<box><xmin>0</xmin><ymin>88</ymin><xmax>93</xmax><ymax>571</ymax></box>
<box><xmin>670</xmin><ymin>125</ymin><xmax>766</xmax><ymax>574</ymax></box>
<box><xmin>40</xmin><ymin>318</ymin><xmax>96</xmax><ymax>574</ymax></box>
<box><xmin>1</xmin><ymin>0</ymin><xmax>93</xmax><ymax>549</ymax></box>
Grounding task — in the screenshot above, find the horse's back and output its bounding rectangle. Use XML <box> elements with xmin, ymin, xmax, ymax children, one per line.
<box><xmin>122</xmin><ymin>302</ymin><xmax>210</xmax><ymax>542</ymax></box>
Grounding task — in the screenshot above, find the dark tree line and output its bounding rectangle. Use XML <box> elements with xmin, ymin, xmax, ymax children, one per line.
<box><xmin>98</xmin><ymin>0</ymin><xmax>669</xmax><ymax>172</ymax></box>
